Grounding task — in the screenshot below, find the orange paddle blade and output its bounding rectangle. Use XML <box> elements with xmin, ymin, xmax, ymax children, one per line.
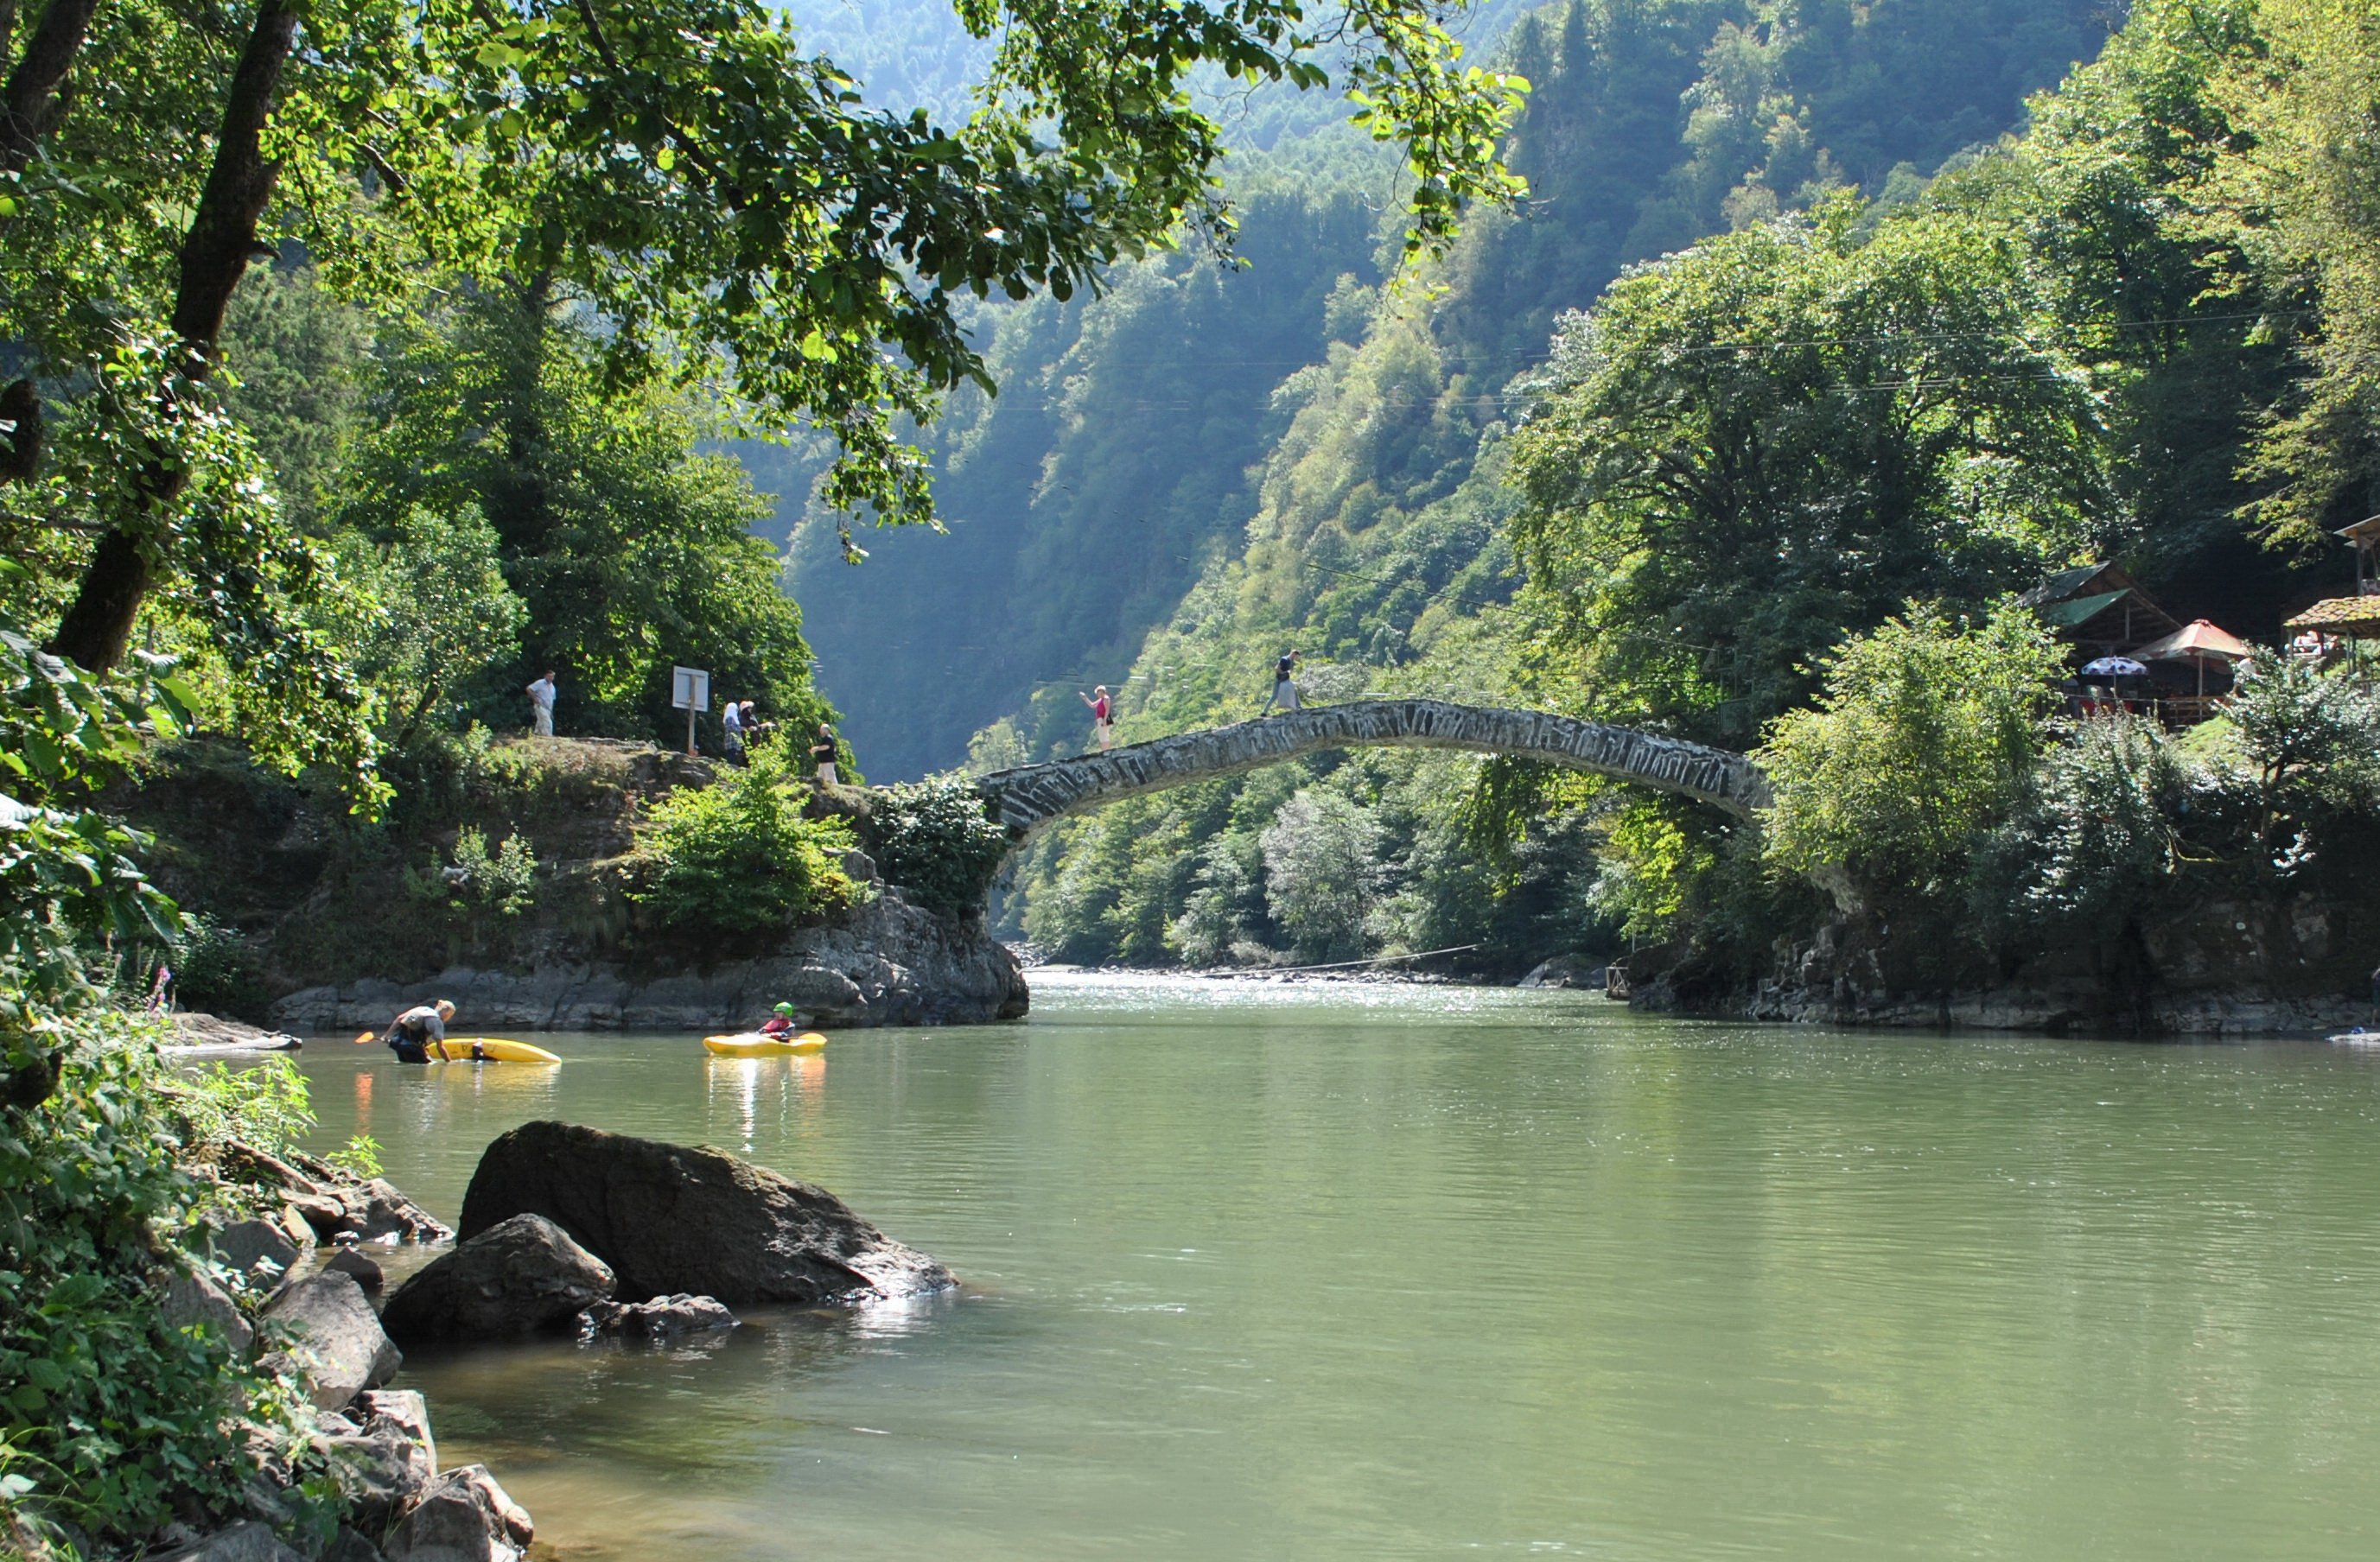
<box><xmin>353</xmin><ymin>1031</ymin><xmax>377</xmax><ymax>1045</ymax></box>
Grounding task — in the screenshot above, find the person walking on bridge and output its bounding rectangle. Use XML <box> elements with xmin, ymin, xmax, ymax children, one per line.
<box><xmin>1260</xmin><ymin>650</ymin><xmax>1301</xmax><ymax>714</ymax></box>
<box><xmin>1079</xmin><ymin>686</ymin><xmax>1113</xmax><ymax>751</ymax></box>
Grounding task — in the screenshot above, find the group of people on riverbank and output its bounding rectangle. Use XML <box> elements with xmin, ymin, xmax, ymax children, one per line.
<box><xmin>519</xmin><ymin>664</ymin><xmax>843</xmax><ymax>784</ymax></box>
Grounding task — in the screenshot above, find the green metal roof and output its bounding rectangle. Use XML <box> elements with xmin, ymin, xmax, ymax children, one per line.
<box><xmin>2033</xmin><ymin>589</ymin><xmax>2129</xmax><ymax>629</ymax></box>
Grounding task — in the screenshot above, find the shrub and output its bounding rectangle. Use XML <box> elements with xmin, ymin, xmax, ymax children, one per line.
<box><xmin>1760</xmin><ymin>600</ymin><xmax>2065</xmax><ymax>902</ymax></box>
<box><xmin>1974</xmin><ymin>713</ymin><xmax>2194</xmax><ymax>938</ymax></box>
<box><xmin>2</xmin><ymin>582</ymin><xmax>328</xmax><ymax>1550</ymax></box>
<box><xmin>172</xmin><ymin>913</ymin><xmax>272</xmax><ymax>1022</ymax></box>
<box><xmin>868</xmin><ymin>773</ymin><xmax>1012</xmax><ymax>918</ymax></box>
<box><xmin>2</xmin><ymin>1019</ymin><xmax>328</xmax><ymax>1551</ymax></box>
<box><xmin>628</xmin><ymin>741</ymin><xmax>856</xmax><ymax>943</ymax></box>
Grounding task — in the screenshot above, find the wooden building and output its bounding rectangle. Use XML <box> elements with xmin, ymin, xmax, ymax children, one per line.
<box><xmin>2018</xmin><ymin>562</ymin><xmax>2182</xmax><ymax>658</ymax></box>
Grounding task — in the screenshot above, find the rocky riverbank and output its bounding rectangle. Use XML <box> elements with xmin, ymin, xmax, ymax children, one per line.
<box><xmin>118</xmin><ymin>1136</ymin><xmax>542</xmax><ymax>1562</ymax></box>
<box><xmin>119</xmin><ymin>1110</ymin><xmax>950</xmax><ymax>1562</ymax></box>
<box><xmin>118</xmin><ymin>738</ymin><xmax>1028</xmax><ymax>1033</ymax></box>
<box><xmin>268</xmin><ymin>874</ymin><xmax>1027</xmax><ymax>1032</ymax></box>
<box><xmin>1619</xmin><ymin>895</ymin><xmax>2379</xmax><ymax>1037</ymax></box>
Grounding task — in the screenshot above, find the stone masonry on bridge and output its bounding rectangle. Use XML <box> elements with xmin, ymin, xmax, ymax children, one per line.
<box><xmin>975</xmin><ymin>698</ymin><xmax>1770</xmax><ymax>842</ymax></box>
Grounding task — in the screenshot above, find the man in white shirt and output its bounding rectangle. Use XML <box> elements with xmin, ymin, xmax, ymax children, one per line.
<box><xmin>525</xmin><ymin>670</ymin><xmax>557</xmax><ymax>736</ymax></box>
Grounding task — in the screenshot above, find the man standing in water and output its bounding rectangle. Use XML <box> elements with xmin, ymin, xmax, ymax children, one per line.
<box><xmin>366</xmin><ymin>1000</ymin><xmax>456</xmax><ymax>1064</ymax></box>
<box><xmin>1079</xmin><ymin>686</ymin><xmax>1113</xmax><ymax>751</ymax></box>
<box><xmin>525</xmin><ymin>670</ymin><xmax>558</xmax><ymax>736</ymax></box>
<box><xmin>1259</xmin><ymin>650</ymin><xmax>1301</xmax><ymax>714</ymax></box>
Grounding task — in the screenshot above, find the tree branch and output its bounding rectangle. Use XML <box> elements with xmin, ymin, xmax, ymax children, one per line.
<box><xmin>0</xmin><ymin>0</ymin><xmax>99</xmax><ymax>175</ymax></box>
<box><xmin>47</xmin><ymin>0</ymin><xmax>299</xmax><ymax>672</ymax></box>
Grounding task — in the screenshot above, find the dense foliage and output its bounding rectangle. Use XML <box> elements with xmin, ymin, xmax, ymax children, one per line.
<box><xmin>1759</xmin><ymin>603</ymin><xmax>2065</xmax><ymax>904</ymax></box>
<box><xmin>328</xmin><ymin>286</ymin><xmax>835</xmax><ymax>745</ymax></box>
<box><xmin>865</xmin><ymin>775</ymin><xmax>1013</xmax><ymax>918</ymax></box>
<box><xmin>0</xmin><ymin>591</ymin><xmax>326</xmax><ymax>1552</ymax></box>
<box><xmin>985</xmin><ymin>0</ymin><xmax>2120</xmax><ymax>970</ymax></box>
<box><xmin>627</xmin><ymin>742</ymin><xmax>859</xmax><ymax>946</ymax></box>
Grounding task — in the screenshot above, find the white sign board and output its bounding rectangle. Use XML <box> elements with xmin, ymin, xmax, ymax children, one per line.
<box><xmin>671</xmin><ymin>666</ymin><xmax>710</xmax><ymax>712</ymax></box>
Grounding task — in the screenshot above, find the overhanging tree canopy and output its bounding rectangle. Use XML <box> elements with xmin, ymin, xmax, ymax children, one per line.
<box><xmin>2</xmin><ymin>0</ymin><xmax>1528</xmax><ymax>692</ymax></box>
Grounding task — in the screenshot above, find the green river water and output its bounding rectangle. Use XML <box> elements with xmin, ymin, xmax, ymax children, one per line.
<box><xmin>289</xmin><ymin>974</ymin><xmax>2380</xmax><ymax>1560</ymax></box>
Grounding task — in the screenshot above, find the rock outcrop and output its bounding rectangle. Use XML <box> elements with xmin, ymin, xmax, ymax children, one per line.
<box><xmin>316</xmin><ymin>1410</ymin><xmax>436</xmax><ymax>1534</ymax></box>
<box><xmin>379</xmin><ymin>1214</ymin><xmax>617</xmax><ymax>1343</ymax></box>
<box><xmin>150</xmin><ymin>1521</ymin><xmax>307</xmax><ymax>1561</ymax></box>
<box><xmin>260</xmin><ymin>1273</ymin><xmax>403</xmax><ymax>1411</ymax></box>
<box><xmin>162</xmin><ymin>1267</ymin><xmax>255</xmax><ymax>1354</ymax></box>
<box><xmin>458</xmin><ymin>1121</ymin><xmax>953</xmax><ymax>1305</ymax></box>
<box><xmin>581</xmin><ymin>1293</ymin><xmax>738</xmax><ymax>1340</ymax></box>
<box><xmin>382</xmin><ymin>1466</ymin><xmax>534</xmax><ymax>1562</ymax></box>
<box><xmin>211</xmin><ymin>1210</ymin><xmax>311</xmax><ymax>1292</ymax></box>
<box><xmin>271</xmin><ymin>880</ymin><xmax>1026</xmax><ymax>1031</ymax></box>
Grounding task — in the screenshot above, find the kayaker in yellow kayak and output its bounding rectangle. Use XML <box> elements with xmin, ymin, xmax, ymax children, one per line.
<box><xmin>759</xmin><ymin>1002</ymin><xmax>800</xmax><ymax>1038</ymax></box>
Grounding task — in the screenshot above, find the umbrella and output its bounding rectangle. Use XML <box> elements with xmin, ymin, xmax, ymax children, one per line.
<box><xmin>2134</xmin><ymin>619</ymin><xmax>2254</xmax><ymax>697</ymax></box>
<box><xmin>2079</xmin><ymin>656</ymin><xmax>2148</xmax><ymax>679</ymax></box>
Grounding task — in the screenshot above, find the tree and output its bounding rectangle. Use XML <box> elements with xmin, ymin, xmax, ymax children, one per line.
<box><xmin>1758</xmin><ymin>600</ymin><xmax>2065</xmax><ymax>905</ymax></box>
<box><xmin>319</xmin><ymin>502</ymin><xmax>527</xmax><ymax>746</ymax></box>
<box><xmin>6</xmin><ymin>0</ymin><xmax>1528</xmax><ymax>683</ymax></box>
<box><xmin>333</xmin><ymin>288</ymin><xmax>832</xmax><ymax>744</ymax></box>
<box><xmin>1510</xmin><ymin>200</ymin><xmax>2113</xmax><ymax>748</ymax></box>
<box><xmin>2186</xmin><ymin>0</ymin><xmax>2380</xmax><ymax>544</ymax></box>
<box><xmin>1261</xmin><ymin>786</ymin><xmax>1383</xmax><ymax>959</ymax></box>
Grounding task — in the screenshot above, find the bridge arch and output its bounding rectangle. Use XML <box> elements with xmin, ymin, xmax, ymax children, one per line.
<box><xmin>975</xmin><ymin>699</ymin><xmax>1769</xmax><ymax>842</ymax></box>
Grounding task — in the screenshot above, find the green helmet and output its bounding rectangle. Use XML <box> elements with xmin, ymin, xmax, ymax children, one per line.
<box><xmin>773</xmin><ymin>1002</ymin><xmax>798</xmax><ymax>1018</ymax></box>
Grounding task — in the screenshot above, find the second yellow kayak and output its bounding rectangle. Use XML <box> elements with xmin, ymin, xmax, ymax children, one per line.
<box><xmin>703</xmin><ymin>1031</ymin><xmax>827</xmax><ymax>1057</ymax></box>
<box><xmin>427</xmin><ymin>1037</ymin><xmax>563</xmax><ymax>1064</ymax></box>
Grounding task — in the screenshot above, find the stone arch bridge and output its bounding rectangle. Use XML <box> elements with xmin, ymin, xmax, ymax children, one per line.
<box><xmin>974</xmin><ymin>699</ymin><xmax>1768</xmax><ymax>844</ymax></box>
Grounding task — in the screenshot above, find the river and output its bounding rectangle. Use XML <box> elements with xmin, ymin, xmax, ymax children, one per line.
<box><xmin>291</xmin><ymin>974</ymin><xmax>2380</xmax><ymax>1559</ymax></box>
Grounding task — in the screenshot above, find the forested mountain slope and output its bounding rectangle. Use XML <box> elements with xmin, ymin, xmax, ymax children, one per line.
<box><xmin>776</xmin><ymin>1</ymin><xmax>1531</xmax><ymax>778</ymax></box>
<box><xmin>786</xmin><ymin>0</ymin><xmax>2111</xmax><ymax>782</ymax></box>
<box><xmin>991</xmin><ymin>0</ymin><xmax>2116</xmax><ymax>964</ymax></box>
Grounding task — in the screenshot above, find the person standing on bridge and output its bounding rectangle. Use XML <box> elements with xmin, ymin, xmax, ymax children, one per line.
<box><xmin>1079</xmin><ymin>686</ymin><xmax>1114</xmax><ymax>751</ymax></box>
<box><xmin>1260</xmin><ymin>649</ymin><xmax>1301</xmax><ymax>714</ymax></box>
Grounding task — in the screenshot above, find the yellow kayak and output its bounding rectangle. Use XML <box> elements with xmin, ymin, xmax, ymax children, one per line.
<box><xmin>703</xmin><ymin>1031</ymin><xmax>827</xmax><ymax>1057</ymax></box>
<box><xmin>426</xmin><ymin>1037</ymin><xmax>563</xmax><ymax>1064</ymax></box>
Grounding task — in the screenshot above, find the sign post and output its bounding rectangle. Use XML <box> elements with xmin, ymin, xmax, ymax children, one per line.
<box><xmin>671</xmin><ymin>666</ymin><xmax>710</xmax><ymax>758</ymax></box>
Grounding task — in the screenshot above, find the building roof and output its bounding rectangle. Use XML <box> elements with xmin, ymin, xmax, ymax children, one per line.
<box><xmin>2034</xmin><ymin>589</ymin><xmax>2129</xmax><ymax>630</ymax></box>
<box><xmin>2018</xmin><ymin>562</ymin><xmax>2128</xmax><ymax>608</ymax></box>
<box><xmin>2336</xmin><ymin>514</ymin><xmax>2380</xmax><ymax>546</ymax></box>
<box><xmin>2018</xmin><ymin>561</ymin><xmax>2182</xmax><ymax>648</ymax></box>
<box><xmin>2285</xmin><ymin>596</ymin><xmax>2380</xmax><ymax>634</ymax></box>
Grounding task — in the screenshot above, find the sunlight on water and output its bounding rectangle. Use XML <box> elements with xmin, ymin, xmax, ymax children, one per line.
<box><xmin>290</xmin><ymin>975</ymin><xmax>2380</xmax><ymax>1560</ymax></box>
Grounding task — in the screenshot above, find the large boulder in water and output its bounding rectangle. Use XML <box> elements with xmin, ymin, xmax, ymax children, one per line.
<box><xmin>457</xmin><ymin>1121</ymin><xmax>951</xmax><ymax>1305</ymax></box>
<box><xmin>379</xmin><ymin>1214</ymin><xmax>616</xmax><ymax>1343</ymax></box>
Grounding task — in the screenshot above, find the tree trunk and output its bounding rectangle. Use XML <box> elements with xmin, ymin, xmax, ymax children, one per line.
<box><xmin>0</xmin><ymin>0</ymin><xmax>99</xmax><ymax>175</ymax></box>
<box><xmin>45</xmin><ymin>0</ymin><xmax>296</xmax><ymax>672</ymax></box>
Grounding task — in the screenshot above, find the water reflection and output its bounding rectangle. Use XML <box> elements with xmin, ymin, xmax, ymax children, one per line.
<box><xmin>703</xmin><ymin>1055</ymin><xmax>826</xmax><ymax>1153</ymax></box>
<box><xmin>287</xmin><ymin>981</ymin><xmax>2380</xmax><ymax>1561</ymax></box>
